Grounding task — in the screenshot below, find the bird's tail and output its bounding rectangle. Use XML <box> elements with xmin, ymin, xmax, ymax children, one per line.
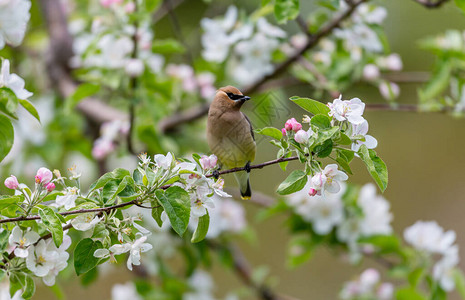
<box><xmin>234</xmin><ymin>171</ymin><xmax>251</xmax><ymax>200</ymax></box>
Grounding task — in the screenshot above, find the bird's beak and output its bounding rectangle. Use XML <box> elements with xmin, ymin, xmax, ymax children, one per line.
<box><xmin>238</xmin><ymin>95</ymin><xmax>251</xmax><ymax>102</ymax></box>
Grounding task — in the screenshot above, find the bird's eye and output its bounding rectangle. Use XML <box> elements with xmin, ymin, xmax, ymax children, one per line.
<box><xmin>226</xmin><ymin>92</ymin><xmax>242</xmax><ymax>100</ymax></box>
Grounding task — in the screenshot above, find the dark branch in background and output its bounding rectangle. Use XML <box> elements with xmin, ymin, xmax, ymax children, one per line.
<box><xmin>158</xmin><ymin>0</ymin><xmax>368</xmax><ymax>133</ymax></box>
<box><xmin>208</xmin><ymin>241</ymin><xmax>295</xmax><ymax>300</ymax></box>
<box><xmin>165</xmin><ymin>0</ymin><xmax>194</xmax><ymax>65</ymax></box>
<box><xmin>413</xmin><ymin>0</ymin><xmax>450</xmax><ymax>8</ymax></box>
<box><xmin>39</xmin><ymin>0</ymin><xmax>127</xmax><ymax>125</ymax></box>
<box><xmin>127</xmin><ymin>0</ymin><xmax>139</xmax><ymax>155</ymax></box>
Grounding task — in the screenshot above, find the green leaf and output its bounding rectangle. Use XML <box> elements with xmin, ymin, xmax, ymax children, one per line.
<box><xmin>66</xmin><ymin>83</ymin><xmax>100</xmax><ymax>113</ymax></box>
<box><xmin>155</xmin><ymin>186</ymin><xmax>191</xmax><ymax>236</ymax></box>
<box><xmin>0</xmin><ymin>195</ymin><xmax>22</xmax><ymax>210</ymax></box>
<box><xmin>290</xmin><ymin>96</ymin><xmax>330</xmax><ymax>115</ymax></box>
<box><xmin>0</xmin><ymin>88</ymin><xmax>18</xmax><ymax>119</ymax></box>
<box><xmin>310</xmin><ymin>114</ymin><xmax>331</xmax><ymax>129</ymax></box>
<box><xmin>255</xmin><ymin>127</ymin><xmax>283</xmax><ymax>140</ymax></box>
<box><xmin>358</xmin><ymin>235</ymin><xmax>401</xmax><ymax>253</ymax></box>
<box><xmin>22</xmin><ymin>276</ymin><xmax>35</xmax><ymax>299</ymax></box>
<box><xmin>0</xmin><ymin>114</ymin><xmax>14</xmax><ymax>162</ymax></box>
<box><xmin>455</xmin><ymin>0</ymin><xmax>465</xmax><ymax>14</ymax></box>
<box><xmin>338</xmin><ymin>148</ymin><xmax>355</xmax><ymax>163</ymax></box>
<box><xmin>74</xmin><ymin>238</ymin><xmax>103</xmax><ymax>276</ymax></box>
<box><xmin>277</xmin><ymin>170</ymin><xmax>307</xmax><ymax>195</ymax></box>
<box><xmin>102</xmin><ymin>175</ymin><xmax>135</xmax><ymax>203</ymax></box>
<box><xmin>453</xmin><ymin>269</ymin><xmax>465</xmax><ymax>299</ymax></box>
<box><xmin>335</xmin><ymin>133</ymin><xmax>352</xmax><ymax>145</ymax></box>
<box><xmin>287</xmin><ymin>235</ymin><xmax>314</xmax><ymax>268</ymax></box>
<box><xmin>408</xmin><ymin>268</ymin><xmax>425</xmax><ymax>288</ymax></box>
<box><xmin>18</xmin><ymin>99</ymin><xmax>40</xmax><ymax>123</ymax></box>
<box><xmin>191</xmin><ymin>212</ymin><xmax>210</xmax><ymax>243</ymax></box>
<box><xmin>145</xmin><ymin>0</ymin><xmax>162</xmax><ymax>11</ymax></box>
<box><xmin>90</xmin><ymin>168</ymin><xmax>131</xmax><ymax>191</ymax></box>
<box><xmin>9</xmin><ymin>272</ymin><xmax>25</xmax><ymax>298</ymax></box>
<box><xmin>0</xmin><ymin>230</ymin><xmax>9</xmax><ymax>252</ymax></box>
<box><xmin>274</xmin><ymin>0</ymin><xmax>300</xmax><ymax>24</ymax></box>
<box><xmin>152</xmin><ymin>204</ymin><xmax>164</xmax><ymax>227</ymax></box>
<box><xmin>358</xmin><ymin>145</ymin><xmax>388</xmax><ymax>192</ymax></box>
<box><xmin>38</xmin><ymin>207</ymin><xmax>63</xmax><ymax>248</ymax></box>
<box><xmin>419</xmin><ymin>60</ymin><xmax>451</xmax><ymax>103</ymax></box>
<box><xmin>396</xmin><ymin>288</ymin><xmax>427</xmax><ymax>300</ymax></box>
<box><xmin>152</xmin><ymin>39</ymin><xmax>185</xmax><ymax>54</ymax></box>
<box><xmin>314</xmin><ymin>138</ymin><xmax>333</xmax><ymax>158</ymax></box>
<box><xmin>336</xmin><ymin>156</ymin><xmax>352</xmax><ymax>175</ymax></box>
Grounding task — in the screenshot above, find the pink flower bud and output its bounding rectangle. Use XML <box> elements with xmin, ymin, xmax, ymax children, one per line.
<box><xmin>124</xmin><ymin>2</ymin><xmax>135</xmax><ymax>13</ymax></box>
<box><xmin>308</xmin><ymin>188</ymin><xmax>317</xmax><ymax>197</ymax></box>
<box><xmin>293</xmin><ymin>122</ymin><xmax>302</xmax><ymax>132</ymax></box>
<box><xmin>284</xmin><ymin>118</ymin><xmax>294</xmax><ymax>131</ymax></box>
<box><xmin>199</xmin><ymin>154</ymin><xmax>218</xmax><ymax>170</ymax></box>
<box><xmin>35</xmin><ymin>168</ymin><xmax>53</xmax><ymax>184</ymax></box>
<box><xmin>45</xmin><ymin>182</ymin><xmax>55</xmax><ymax>192</ymax></box>
<box><xmin>281</xmin><ymin>128</ymin><xmax>287</xmax><ymax>136</ymax></box>
<box><xmin>4</xmin><ymin>175</ymin><xmax>19</xmax><ymax>190</ymax></box>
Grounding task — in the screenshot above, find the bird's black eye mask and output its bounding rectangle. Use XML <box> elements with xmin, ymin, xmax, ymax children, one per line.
<box><xmin>226</xmin><ymin>92</ymin><xmax>251</xmax><ymax>102</ymax></box>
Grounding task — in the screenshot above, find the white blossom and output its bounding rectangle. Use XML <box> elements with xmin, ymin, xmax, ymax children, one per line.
<box><xmin>112</xmin><ymin>282</ymin><xmax>142</xmax><ymax>300</ymax></box>
<box><xmin>357</xmin><ymin>184</ymin><xmax>392</xmax><ymax>236</ymax></box>
<box><xmin>350</xmin><ymin>120</ymin><xmax>378</xmax><ymax>152</ymax></box>
<box><xmin>362</xmin><ymin>64</ymin><xmax>380</xmax><ymax>81</ymax></box>
<box><xmin>0</xmin><ymin>59</ymin><xmax>33</xmax><ymax>100</ymax></box>
<box><xmin>8</xmin><ymin>226</ymin><xmax>39</xmax><ymax>258</ymax></box>
<box><xmin>328</xmin><ymin>95</ymin><xmax>366</xmax><ymax>125</ymax></box>
<box><xmin>0</xmin><ymin>0</ymin><xmax>31</xmax><ymax>49</ymax></box>
<box><xmin>55</xmin><ymin>187</ymin><xmax>79</xmax><ymax>210</ymax></box>
<box><xmin>154</xmin><ymin>152</ymin><xmax>174</xmax><ymax>169</ymax></box>
<box><xmin>311</xmin><ymin>164</ymin><xmax>348</xmax><ymax>195</ymax></box>
<box><xmin>71</xmin><ymin>213</ymin><xmax>102</xmax><ymax>231</ymax></box>
<box><xmin>353</xmin><ymin>4</ymin><xmax>387</xmax><ymax>25</ymax></box>
<box><xmin>109</xmin><ymin>235</ymin><xmax>153</xmax><ymax>271</ymax></box>
<box><xmin>433</xmin><ymin>246</ymin><xmax>460</xmax><ymax>292</ymax></box>
<box><xmin>256</xmin><ymin>18</ymin><xmax>286</xmax><ymax>38</ymax></box>
<box><xmin>379</xmin><ymin>81</ymin><xmax>400</xmax><ymax>100</ymax></box>
<box><xmin>404</xmin><ymin>221</ymin><xmax>456</xmax><ymax>254</ymax></box>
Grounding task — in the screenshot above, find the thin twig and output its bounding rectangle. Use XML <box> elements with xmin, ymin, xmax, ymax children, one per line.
<box><xmin>158</xmin><ymin>0</ymin><xmax>368</xmax><ymax>133</ymax></box>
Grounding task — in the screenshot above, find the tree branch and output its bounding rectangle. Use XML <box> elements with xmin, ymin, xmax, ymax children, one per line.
<box><xmin>413</xmin><ymin>0</ymin><xmax>450</xmax><ymax>8</ymax></box>
<box><xmin>158</xmin><ymin>0</ymin><xmax>368</xmax><ymax>133</ymax></box>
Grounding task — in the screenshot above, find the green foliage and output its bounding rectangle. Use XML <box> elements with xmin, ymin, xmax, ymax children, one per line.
<box><xmin>276</xmin><ymin>170</ymin><xmax>307</xmax><ymax>195</ymax></box>
<box><xmin>290</xmin><ymin>96</ymin><xmax>330</xmax><ymax>115</ymax></box>
<box><xmin>74</xmin><ymin>238</ymin><xmax>103</xmax><ymax>276</ymax></box>
<box><xmin>358</xmin><ymin>145</ymin><xmax>388</xmax><ymax>192</ymax></box>
<box><xmin>191</xmin><ymin>212</ymin><xmax>210</xmax><ymax>243</ymax></box>
<box><xmin>255</xmin><ymin>127</ymin><xmax>283</xmax><ymax>140</ymax></box>
<box><xmin>0</xmin><ymin>114</ymin><xmax>14</xmax><ymax>162</ymax></box>
<box><xmin>396</xmin><ymin>287</ymin><xmax>427</xmax><ymax>300</ymax></box>
<box><xmin>274</xmin><ymin>0</ymin><xmax>300</xmax><ymax>24</ymax></box>
<box><xmin>66</xmin><ymin>83</ymin><xmax>100</xmax><ymax>113</ymax></box>
<box><xmin>38</xmin><ymin>207</ymin><xmax>63</xmax><ymax>247</ymax></box>
<box><xmin>155</xmin><ymin>186</ymin><xmax>191</xmax><ymax>236</ymax></box>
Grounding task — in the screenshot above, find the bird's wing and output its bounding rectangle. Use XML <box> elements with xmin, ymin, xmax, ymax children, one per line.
<box><xmin>242</xmin><ymin>113</ymin><xmax>255</xmax><ymax>141</ymax></box>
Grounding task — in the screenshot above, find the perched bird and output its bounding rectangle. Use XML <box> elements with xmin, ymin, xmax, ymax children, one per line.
<box><xmin>207</xmin><ymin>86</ymin><xmax>256</xmax><ymax>200</ymax></box>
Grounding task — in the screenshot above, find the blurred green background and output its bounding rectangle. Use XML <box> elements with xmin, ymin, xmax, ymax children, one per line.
<box><xmin>23</xmin><ymin>0</ymin><xmax>465</xmax><ymax>299</ymax></box>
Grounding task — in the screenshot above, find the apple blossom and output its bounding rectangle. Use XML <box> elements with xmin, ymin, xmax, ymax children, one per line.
<box><xmin>4</xmin><ymin>175</ymin><xmax>19</xmax><ymax>189</ymax></box>
<box><xmin>328</xmin><ymin>96</ymin><xmax>366</xmax><ymax>125</ymax></box>
<box><xmin>362</xmin><ymin>64</ymin><xmax>380</xmax><ymax>81</ymax></box>
<box><xmin>433</xmin><ymin>246</ymin><xmax>460</xmax><ymax>292</ymax></box>
<box><xmin>357</xmin><ymin>184</ymin><xmax>392</xmax><ymax>236</ymax></box>
<box><xmin>307</xmin><ymin>194</ymin><xmax>344</xmax><ymax>235</ymax></box>
<box><xmin>55</xmin><ymin>187</ymin><xmax>79</xmax><ymax>210</ymax></box>
<box><xmin>26</xmin><ymin>240</ymin><xmax>57</xmax><ymax>277</ymax></box>
<box><xmin>256</xmin><ymin>18</ymin><xmax>286</xmax><ymax>38</ymax></box>
<box><xmin>8</xmin><ymin>226</ymin><xmax>39</xmax><ymax>258</ymax></box>
<box><xmin>294</xmin><ymin>129</ymin><xmax>309</xmax><ymax>144</ymax></box>
<box><xmin>35</xmin><ymin>167</ymin><xmax>53</xmax><ymax>184</ymax></box>
<box><xmin>109</xmin><ymin>235</ymin><xmax>153</xmax><ymax>271</ymax></box>
<box><xmin>124</xmin><ymin>58</ymin><xmax>145</xmax><ymax>77</ymax></box>
<box><xmin>281</xmin><ymin>128</ymin><xmax>287</xmax><ymax>136</ymax></box>
<box><xmin>0</xmin><ymin>0</ymin><xmax>31</xmax><ymax>49</ymax></box>
<box><xmin>199</xmin><ymin>154</ymin><xmax>218</xmax><ymax>170</ymax></box>
<box><xmin>404</xmin><ymin>221</ymin><xmax>456</xmax><ymax>254</ymax></box>
<box><xmin>71</xmin><ymin>213</ymin><xmax>102</xmax><ymax>231</ymax></box>
<box><xmin>154</xmin><ymin>152</ymin><xmax>174</xmax><ymax>169</ymax></box>
<box><xmin>350</xmin><ymin>120</ymin><xmax>378</xmax><ymax>152</ymax></box>
<box><xmin>112</xmin><ymin>282</ymin><xmax>142</xmax><ymax>300</ymax></box>
<box><xmin>0</xmin><ymin>59</ymin><xmax>33</xmax><ymax>100</ymax></box>
<box><xmin>379</xmin><ymin>81</ymin><xmax>400</xmax><ymax>100</ymax></box>
<box><xmin>311</xmin><ymin>164</ymin><xmax>348</xmax><ymax>194</ymax></box>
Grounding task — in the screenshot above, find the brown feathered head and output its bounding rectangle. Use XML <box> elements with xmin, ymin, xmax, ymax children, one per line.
<box><xmin>212</xmin><ymin>86</ymin><xmax>251</xmax><ymax>110</ymax></box>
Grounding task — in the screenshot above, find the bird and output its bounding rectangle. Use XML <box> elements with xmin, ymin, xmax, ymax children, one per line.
<box><xmin>207</xmin><ymin>86</ymin><xmax>256</xmax><ymax>200</ymax></box>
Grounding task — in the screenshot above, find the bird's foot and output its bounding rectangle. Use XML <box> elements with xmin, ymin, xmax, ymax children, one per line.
<box><xmin>213</xmin><ymin>169</ymin><xmax>220</xmax><ymax>180</ymax></box>
<box><xmin>245</xmin><ymin>162</ymin><xmax>251</xmax><ymax>173</ymax></box>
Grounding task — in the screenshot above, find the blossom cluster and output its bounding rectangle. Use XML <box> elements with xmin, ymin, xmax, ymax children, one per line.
<box><xmin>340</xmin><ymin>268</ymin><xmax>393</xmax><ymax>300</ymax></box>
<box><xmin>404</xmin><ymin>221</ymin><xmax>460</xmax><ymax>291</ymax></box>
<box><xmin>201</xmin><ymin>6</ymin><xmax>286</xmax><ymax>85</ymax></box>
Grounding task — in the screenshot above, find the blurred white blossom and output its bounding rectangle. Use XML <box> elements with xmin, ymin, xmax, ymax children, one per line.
<box><xmin>0</xmin><ymin>0</ymin><xmax>31</xmax><ymax>49</ymax></box>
